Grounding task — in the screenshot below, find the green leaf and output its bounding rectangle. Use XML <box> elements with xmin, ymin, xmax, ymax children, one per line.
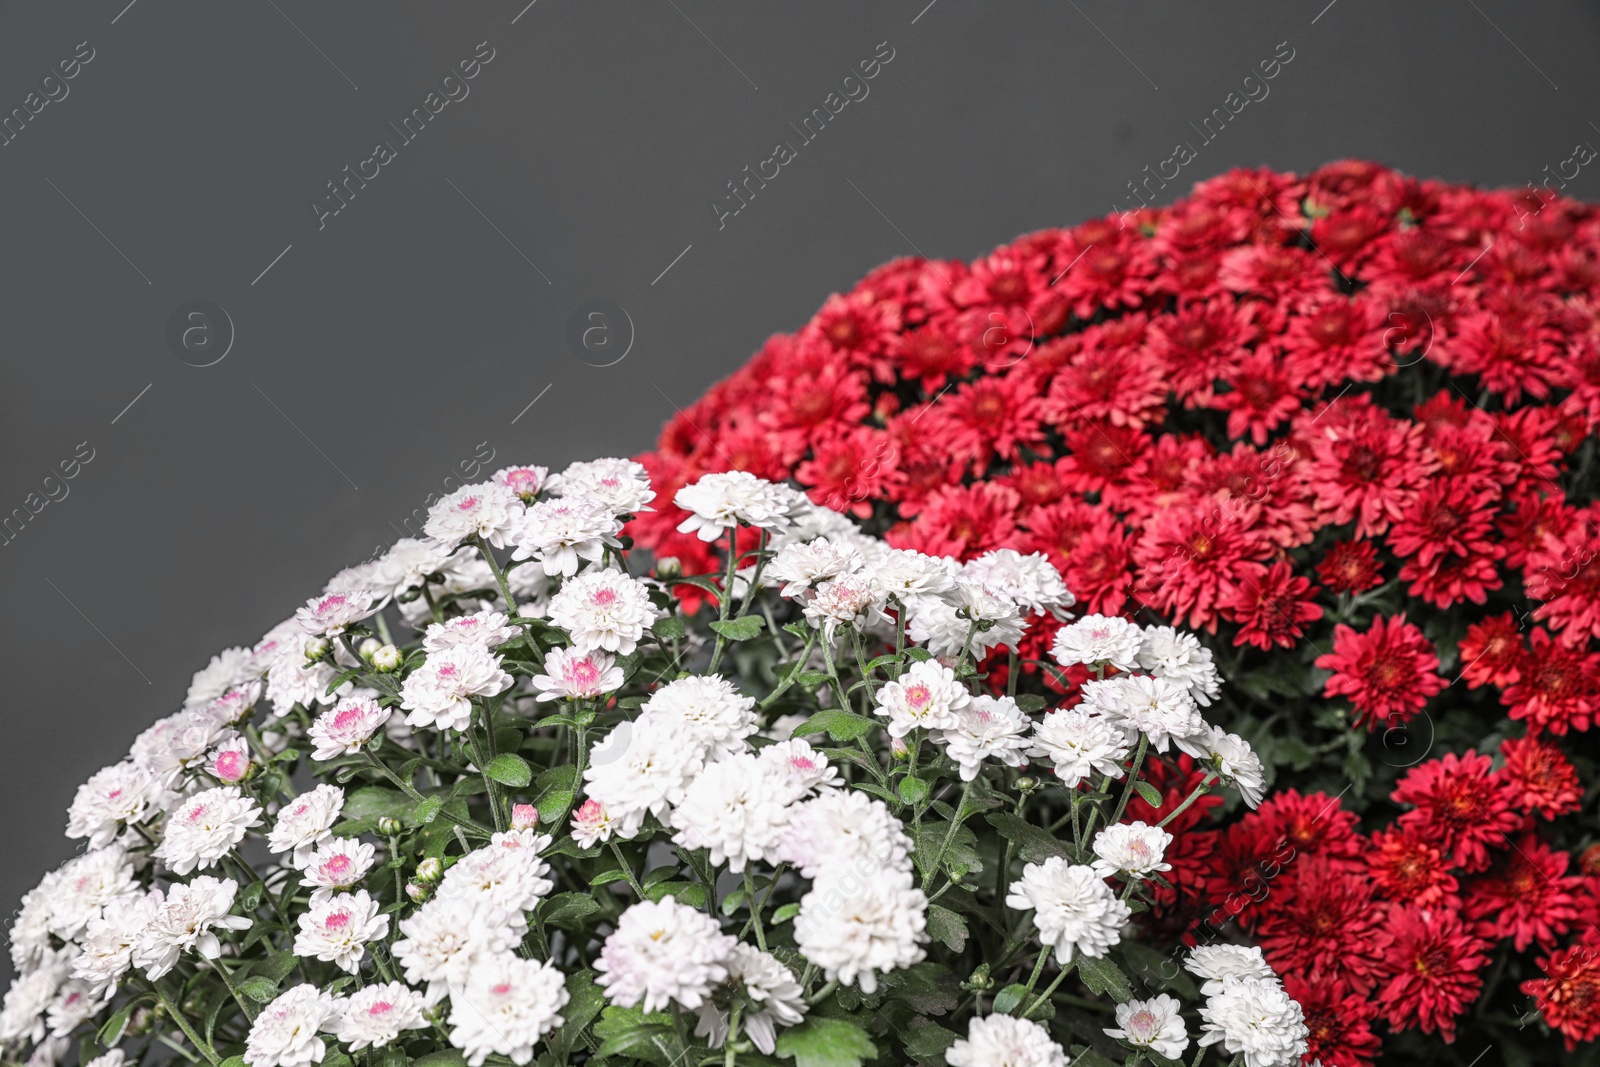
<box><xmin>1077</xmin><ymin>956</ymin><xmax>1133</xmax><ymax>1002</ymax></box>
<box><xmin>340</xmin><ymin>786</ymin><xmax>412</xmax><ymax>822</ymax></box>
<box><xmin>984</xmin><ymin>812</ymin><xmax>1070</xmax><ymax>863</ymax></box>
<box><xmin>325</xmin><ymin>667</ymin><xmax>363</xmax><ymax>695</ymax></box>
<box><xmin>218</xmin><ymin>1058</ymin><xmax>247</xmax><ymax>1067</ymax></box>
<box><xmin>897</xmin><ymin>776</ymin><xmax>931</xmax><ymax>806</ymax></box>
<box><xmin>652</xmin><ymin>616</ymin><xmax>685</xmax><ymax>641</ymax></box>
<box><xmin>643</xmin><ymin>881</ymin><xmax>707</xmax><ymax>908</ymax></box>
<box><xmin>493</xmin><ymin>725</ymin><xmax>525</xmax><ymax>754</ymax></box>
<box><xmin>483</xmin><ymin>753</ymin><xmax>533</xmax><ymax>788</ymax></box>
<box><xmin>322</xmin><ymin>1052</ymin><xmax>352</xmax><ymax>1067</ymax></box>
<box><xmin>535</xmin><ymin>763</ymin><xmax>579</xmax><ymax>825</ymax></box>
<box><xmin>772</xmin><ymin>902</ymin><xmax>800</xmax><ymax>924</ymax></box>
<box><xmin>409</xmin><ymin>1051</ymin><xmax>467</xmax><ymax>1067</ymax></box>
<box><xmin>540</xmin><ymin>892</ymin><xmax>601</xmax><ymax>927</ymax></box>
<box><xmin>1133</xmin><ymin>781</ymin><xmax>1164</xmax><ymax>808</ymax></box>
<box><xmin>249</xmin><ymin>952</ymin><xmax>300</xmax><ymax>984</ymax></box>
<box><xmin>899</xmin><ymin>1019</ymin><xmax>959</xmax><ymax>1065</ymax></box>
<box><xmin>1013</xmin><ymin>693</ymin><xmax>1048</xmax><ymax>714</ymax></box>
<box><xmin>775</xmin><ymin>1017</ymin><xmax>877</xmax><ymax>1067</ymax></box>
<box><xmin>905</xmin><ymin>647</ymin><xmax>933</xmax><ymax>662</ymax></box>
<box><xmin>925</xmin><ymin>904</ymin><xmax>968</xmax><ymax>952</ymax></box>
<box><xmin>881</xmin><ymin>962</ymin><xmax>958</xmax><ymax>1015</ymax></box>
<box><xmin>411</xmin><ymin>796</ymin><xmax>444</xmax><ymax>824</ymax></box>
<box><xmin>238</xmin><ymin>880</ymin><xmax>264</xmax><ymax>913</ymax></box>
<box><xmin>551</xmin><ymin>973</ymin><xmax>605</xmax><ymax>1061</ymax></box>
<box><xmin>590</xmin><ymin>868</ymin><xmax>629</xmax><ymax>887</ymax></box>
<box><xmin>236</xmin><ymin>976</ymin><xmax>282</xmax><ymax>1003</ymax></box>
<box><xmin>797</xmin><ymin>670</ymin><xmax>832</xmax><ymax>688</ymax></box>
<box><xmin>992</xmin><ymin>983</ymin><xmax>1028</xmax><ymax>1015</ymax></box>
<box><xmin>593</xmin><ymin>1006</ymin><xmax>676</xmax><ymax>1064</ymax></box>
<box><xmin>97</xmin><ymin>1003</ymin><xmax>136</xmax><ymax>1048</ymax></box>
<box><xmin>794</xmin><ymin>708</ymin><xmax>877</xmax><ymax>743</ymax></box>
<box><xmin>709</xmin><ymin>615</ymin><xmax>765</xmax><ymax>641</ymax></box>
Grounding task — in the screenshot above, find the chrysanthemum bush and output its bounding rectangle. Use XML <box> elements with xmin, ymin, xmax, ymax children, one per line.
<box><xmin>629</xmin><ymin>161</ymin><xmax>1600</xmax><ymax>1064</ymax></box>
<box><xmin>3</xmin><ymin>460</ymin><xmax>1301</xmax><ymax>1067</ymax></box>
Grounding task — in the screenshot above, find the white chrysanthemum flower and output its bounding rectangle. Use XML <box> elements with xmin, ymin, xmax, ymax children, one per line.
<box><xmin>1185</xmin><ymin>945</ymin><xmax>1277</xmax><ymax>997</ymax></box>
<box><xmin>1005</xmin><ymin>858</ymin><xmax>1130</xmax><ymax>962</ymax></box>
<box><xmin>1091</xmin><ymin>822</ymin><xmax>1173</xmax><ymax>880</ymax></box>
<box><xmin>0</xmin><ymin>954</ymin><xmax>69</xmax><ymax>1044</ymax></box>
<box><xmin>1196</xmin><ymin>976</ymin><xmax>1309</xmax><ymax>1067</ymax></box>
<box><xmin>530</xmin><ymin>646</ymin><xmax>624</xmax><ymax>702</ymax></box>
<box><xmin>1028</xmin><ymin>707</ymin><xmax>1131</xmax><ymax>788</ymax></box>
<box><xmin>795</xmin><ymin>867</ymin><xmax>927</xmax><ymax>994</ymax></box>
<box><xmin>84</xmin><ymin>1050</ymin><xmax>127</xmax><ymax>1067</ymax></box>
<box><xmin>768</xmin><ymin>537</ymin><xmax>865</xmax><ymax>597</ymax></box>
<box><xmin>244</xmin><ymin>985</ymin><xmax>340</xmax><ymax>1067</ymax></box>
<box><xmin>582</xmin><ymin>719</ymin><xmax>706</xmax><ymax>838</ymax></box>
<box><xmin>261</xmin><ymin>626</ymin><xmax>347</xmax><ymax>713</ymax></box>
<box><xmin>773</xmin><ymin>499</ymin><xmax>866</xmax><ymax>549</ymax></box>
<box><xmin>946</xmin><ymin>1013</ymin><xmax>1069</xmax><ymax>1067</ymax></box>
<box><xmin>8</xmin><ymin>877</ymin><xmax>60</xmax><ymax>974</ymax></box>
<box><xmin>570</xmin><ymin>798</ymin><xmax>615</xmax><ymax>848</ymax></box>
<box><xmin>1051</xmin><ymin>613</ymin><xmax>1143</xmax><ymax>671</ymax></box>
<box><xmin>693</xmin><ymin>944</ymin><xmax>806</xmax><ymax>1055</ymax></box>
<box><xmin>46</xmin><ymin>847</ymin><xmax>138</xmax><ymax>941</ymax></box>
<box><xmin>546</xmin><ymin>570</ymin><xmax>660</xmax><ymax>655</ymax></box>
<box><xmin>669</xmin><ymin>753</ymin><xmax>797</xmax><ymax>872</ymax></box>
<box><xmin>510</xmin><ymin>497</ymin><xmax>622</xmax><ymax>577</ymax></box>
<box><xmin>154</xmin><ymin>786</ymin><xmax>263</xmax><ymax>875</ymax></box>
<box><xmin>133</xmin><ymin>876</ymin><xmax>251</xmax><ymax>979</ymax></box>
<box><xmin>642</xmin><ymin>676</ymin><xmax>758</xmax><ymax>758</ymax></box>
<box><xmin>400</xmin><ymin>642</ymin><xmax>513</xmax><ymax>732</ymax></box>
<box><xmin>801</xmin><ymin>575</ymin><xmax>881</xmax><ymax>639</ymax></box>
<box><xmin>1139</xmin><ymin>625</ymin><xmax>1222</xmax><ymax>706</ymax></box>
<box><xmin>1106</xmin><ymin>994</ymin><xmax>1190</xmax><ymax>1060</ymax></box>
<box><xmin>293</xmin><ymin>890</ymin><xmax>388</xmax><ymax>973</ymax></box>
<box><xmin>73</xmin><ymin>889</ymin><xmax>161</xmax><ymax>994</ymax></box>
<box><xmin>1084</xmin><ymin>675</ymin><xmax>1209</xmax><ymax>756</ymax></box>
<box><xmin>937</xmin><ymin>694</ymin><xmax>1032</xmax><ymax>781</ymax></box>
<box><xmin>437</xmin><ymin>843</ymin><xmax>553</xmax><ymax>916</ymax></box>
<box><xmin>596</xmin><ymin>896</ymin><xmax>735</xmax><ymax>1012</ymax></box>
<box><xmin>867</xmin><ymin>547</ymin><xmax>959</xmax><ymax>605</ymax></box>
<box><xmin>132</xmin><ymin>707</ymin><xmax>232</xmax><ymax>782</ymax></box>
<box><xmin>1205</xmin><ymin>727</ymin><xmax>1266</xmax><ymax>808</ymax></box>
<box><xmin>46</xmin><ymin>977</ymin><xmax>109</xmax><ymax>1038</ymax></box>
<box><xmin>198</xmin><ymin>683</ymin><xmax>263</xmax><ymax>729</ymax></box>
<box><xmin>447</xmin><ymin>953</ymin><xmax>569</xmax><ymax>1066</ymax></box>
<box><xmin>424</xmin><ymin>482</ymin><xmax>522</xmax><ymax>549</ymax></box>
<box><xmin>963</xmin><ymin>549</ymin><xmax>1075</xmax><ymax>618</ymax></box>
<box><xmin>392</xmin><ymin>897</ymin><xmax>519</xmax><ymax>1005</ymax></box>
<box><xmin>294</xmin><ymin>590</ymin><xmax>377</xmax><ymax>637</ymax></box>
<box><xmin>674</xmin><ymin>471</ymin><xmax>798</xmax><ymax>541</ymax></box>
<box><xmin>422</xmin><ymin>610</ymin><xmax>520</xmax><ymax>653</ymax></box>
<box><xmin>334</xmin><ymin>981</ymin><xmax>428</xmax><ymax>1050</ymax></box>
<box><xmin>777</xmin><ymin>790</ymin><xmax>912</xmax><ymax>879</ymax></box>
<box><xmin>300</xmin><ymin>837</ymin><xmax>377</xmax><ymax>897</ymax></box>
<box><xmin>185</xmin><ymin>647</ymin><xmax>256</xmax><ymax>709</ymax></box>
<box><xmin>907</xmin><ymin>580</ymin><xmax>1025</xmax><ymax>659</ymax></box>
<box><xmin>266</xmin><ymin>784</ymin><xmax>345</xmax><ymax>867</ymax></box>
<box><xmin>548</xmin><ymin>456</ymin><xmax>656</xmax><ymax>515</ymax></box>
<box><xmin>493</xmin><ymin>464</ymin><xmax>549</xmax><ymax>502</ymax></box>
<box><xmin>756</xmin><ymin>738</ymin><xmax>841</xmax><ymax>795</ymax></box>
<box><xmin>371</xmin><ymin>537</ymin><xmax>459</xmax><ymax>601</ymax></box>
<box><xmin>307</xmin><ymin>692</ymin><xmax>391</xmax><ymax>761</ymax></box>
<box><xmin>875</xmin><ymin>658</ymin><xmax>970</xmax><ymax>739</ymax></box>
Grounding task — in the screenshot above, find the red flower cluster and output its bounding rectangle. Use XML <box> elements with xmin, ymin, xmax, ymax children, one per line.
<box><xmin>629</xmin><ymin>162</ymin><xmax>1600</xmax><ymax>1058</ymax></box>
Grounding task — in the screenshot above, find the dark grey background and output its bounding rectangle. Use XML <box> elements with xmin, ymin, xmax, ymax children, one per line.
<box><xmin>4</xmin><ymin>0</ymin><xmax>1599</xmax><ymax>970</ymax></box>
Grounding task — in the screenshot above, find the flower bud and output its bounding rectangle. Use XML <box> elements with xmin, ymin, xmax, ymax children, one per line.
<box><xmin>890</xmin><ymin>736</ymin><xmax>910</xmax><ymax>759</ymax></box>
<box><xmin>209</xmin><ymin>749</ymin><xmax>252</xmax><ymax>784</ymax></box>
<box><xmin>376</xmin><ymin>816</ymin><xmax>403</xmax><ymax>836</ymax></box>
<box><xmin>415</xmin><ymin>857</ymin><xmax>444</xmax><ymax>883</ymax></box>
<box><xmin>372</xmin><ymin>644</ymin><xmax>403</xmax><ymax>672</ymax></box>
<box><xmin>304</xmin><ymin>637</ymin><xmax>330</xmax><ymax>663</ymax></box>
<box><xmin>1015</xmin><ymin>776</ymin><xmax>1038</xmax><ymax>793</ymax></box>
<box><xmin>655</xmin><ymin>557</ymin><xmax>682</xmax><ymax>580</ymax></box>
<box><xmin>358</xmin><ymin>637</ymin><xmax>383</xmax><ymax>663</ymax></box>
<box><xmin>511</xmin><ymin>803</ymin><xmax>539</xmax><ymax>831</ymax></box>
<box><xmin>405</xmin><ymin>881</ymin><xmax>430</xmax><ymax>903</ymax></box>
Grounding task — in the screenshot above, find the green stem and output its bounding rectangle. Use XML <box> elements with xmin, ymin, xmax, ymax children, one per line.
<box><xmin>808</xmin><ymin>979</ymin><xmax>839</xmax><ymax>1006</ymax></box>
<box><xmin>707</xmin><ymin>527</ymin><xmax>740</xmax><ymax>673</ymax></box>
<box><xmin>733</xmin><ymin>528</ymin><xmax>770</xmax><ymax>619</ymax></box>
<box><xmin>759</xmin><ymin>627</ymin><xmax>819</xmax><ymax>709</ymax></box>
<box><xmin>1023</xmin><ymin>956</ymin><xmax>1076</xmax><ymax>1019</ymax></box>
<box><xmin>152</xmin><ymin>981</ymin><xmax>222</xmax><ymax>1066</ymax></box>
<box><xmin>927</xmin><ymin>781</ymin><xmax>974</xmax><ymax>888</ymax></box>
<box><xmin>1107</xmin><ymin>735</ymin><xmax>1150</xmax><ymax>830</ymax></box>
<box><xmin>1157</xmin><ymin>773</ymin><xmax>1218</xmax><ymax>829</ymax></box>
<box><xmin>724</xmin><ymin>1003</ymin><xmax>742</xmax><ymax>1067</ymax></box>
<box><xmin>364</xmin><ymin>752</ymin><xmax>492</xmax><ymax>837</ymax></box>
<box><xmin>607</xmin><ymin>842</ymin><xmax>648</xmax><ymax>898</ymax></box>
<box><xmin>743</xmin><ymin>868</ymin><xmax>768</xmax><ymax>952</ymax></box>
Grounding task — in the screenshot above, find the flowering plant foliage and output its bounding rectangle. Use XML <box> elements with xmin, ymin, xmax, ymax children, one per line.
<box><xmin>4</xmin><ymin>462</ymin><xmax>1299</xmax><ymax>1067</ymax></box>
<box><xmin>630</xmin><ymin>161</ymin><xmax>1600</xmax><ymax>1063</ymax></box>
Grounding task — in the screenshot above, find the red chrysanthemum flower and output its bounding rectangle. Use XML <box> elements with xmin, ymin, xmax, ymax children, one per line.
<box><xmin>1253</xmin><ymin>856</ymin><xmax>1388</xmax><ymax>995</ymax></box>
<box><xmin>1522</xmin><ymin>936</ymin><xmax>1600</xmax><ymax>1050</ymax></box>
<box><xmin>1284</xmin><ymin>973</ymin><xmax>1384</xmax><ymax>1067</ymax></box>
<box><xmin>1391</xmin><ymin>751</ymin><xmax>1522</xmax><ymax>873</ymax></box>
<box><xmin>1315</xmin><ymin>539</ymin><xmax>1384</xmax><ymax>594</ymax></box>
<box><xmin>1375</xmin><ymin>905</ymin><xmax>1492</xmax><ymax>1042</ymax></box>
<box><xmin>1502</xmin><ymin>627</ymin><xmax>1600</xmax><ymax>735</ymax></box>
<box><xmin>1214</xmin><ymin>351</ymin><xmax>1305</xmax><ymax>445</ymax></box>
<box><xmin>1525</xmin><ymin>518</ymin><xmax>1600</xmax><ymax>647</ymax></box>
<box><xmin>1367</xmin><ymin>825</ymin><xmax>1461</xmax><ymax>909</ymax></box>
<box><xmin>794</xmin><ymin>427</ymin><xmax>901</xmax><ymax>518</ymax></box>
<box><xmin>1217</xmin><ymin>560</ymin><xmax>1323</xmax><ymax>650</ymax></box>
<box><xmin>891</xmin><ymin>482</ymin><xmax>1020</xmax><ymax>561</ymax></box>
<box><xmin>1462</xmin><ymin>834</ymin><xmax>1583</xmax><ymax>951</ymax></box>
<box><xmin>1305</xmin><ymin>398</ymin><xmax>1435</xmax><ymax>537</ymax></box>
<box><xmin>1499</xmin><ymin>736</ymin><xmax>1583</xmax><ymax>820</ymax></box>
<box><xmin>1315</xmin><ymin>614</ymin><xmax>1445</xmax><ymax>729</ymax></box>
<box><xmin>1456</xmin><ymin>612</ymin><xmax>1525</xmax><ymax>689</ymax></box>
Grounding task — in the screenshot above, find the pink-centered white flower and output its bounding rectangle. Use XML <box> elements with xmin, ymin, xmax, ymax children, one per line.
<box><xmin>1106</xmin><ymin>994</ymin><xmax>1190</xmax><ymax>1060</ymax></box>
<box><xmin>1028</xmin><ymin>707</ymin><xmax>1131</xmax><ymax>788</ymax></box>
<box><xmin>1051</xmin><ymin>613</ymin><xmax>1143</xmax><ymax>671</ymax></box>
<box><xmin>66</xmin><ymin>761</ymin><xmax>159</xmax><ymax>849</ymax></box>
<box><xmin>963</xmin><ymin>549</ymin><xmax>1075</xmax><ymax>618</ymax></box>
<box><xmin>300</xmin><ymin>837</ymin><xmax>377</xmax><ymax>898</ymax></box>
<box><xmin>400</xmin><ymin>642</ymin><xmax>513</xmax><ymax>732</ymax></box>
<box><xmin>421</xmin><ymin>610</ymin><xmax>520</xmax><ymax>653</ymax></box>
<box><xmin>47</xmin><ymin>847</ymin><xmax>139</xmax><ymax>942</ymax></box>
<box><xmin>244</xmin><ymin>985</ymin><xmax>340</xmax><ymax>1067</ymax></box>
<box><xmin>756</xmin><ymin>738</ymin><xmax>841</xmax><ymax>795</ymax></box>
<box><xmin>307</xmin><ymin>692</ymin><xmax>391</xmax><ymax>761</ymax></box>
<box><xmin>185</xmin><ymin>646</ymin><xmax>257</xmax><ymax>709</ymax></box>
<box><xmin>875</xmin><ymin>658</ymin><xmax>970</xmax><ymax>738</ymax></box>
<box><xmin>548</xmin><ymin>456</ymin><xmax>656</xmax><ymax>515</ymax></box>
<box><xmin>582</xmin><ymin>718</ymin><xmax>705</xmax><ymax>838</ymax></box>
<box><xmin>595</xmin><ymin>896</ymin><xmax>735</xmax><ymax>1012</ymax></box>
<box><xmin>531</xmin><ymin>647</ymin><xmax>623</xmax><ymax>702</ymax></box>
<box><xmin>1090</xmin><ymin>822</ymin><xmax>1173</xmax><ymax>880</ymax></box>
<box><xmin>206</xmin><ymin>734</ymin><xmax>252</xmax><ymax>784</ymax></box>
<box><xmin>266</xmin><ymin>785</ymin><xmax>345</xmax><ymax>867</ymax></box>
<box><xmin>334</xmin><ymin>981</ymin><xmax>428</xmax><ymax>1050</ymax></box>
<box><xmin>293</xmin><ymin>890</ymin><xmax>388</xmax><ymax>973</ymax></box>
<box><xmin>154</xmin><ymin>786</ymin><xmax>263</xmax><ymax>875</ymax></box>
<box><xmin>73</xmin><ymin>888</ymin><xmax>161</xmax><ymax>994</ymax></box>
<box><xmin>767</xmin><ymin>536</ymin><xmax>865</xmax><ymax>597</ymax></box>
<box><xmin>493</xmin><ymin>464</ymin><xmax>549</xmax><ymax>502</ymax></box>
<box><xmin>294</xmin><ymin>590</ymin><xmax>377</xmax><ymax>637</ymax></box>
<box><xmin>546</xmin><ymin>570</ymin><xmax>660</xmax><ymax>655</ymax></box>
<box><xmin>936</xmin><ymin>694</ymin><xmax>1032</xmax><ymax>781</ymax></box>
<box><xmin>674</xmin><ymin>471</ymin><xmax>799</xmax><ymax>541</ymax></box>
<box><xmin>1085</xmin><ymin>674</ymin><xmax>1209</xmax><ymax>756</ymax></box>
<box><xmin>570</xmin><ymin>798</ymin><xmax>615</xmax><ymax>848</ymax></box>
<box><xmin>947</xmin><ymin>1014</ymin><xmax>1069</xmax><ymax>1067</ymax></box>
<box><xmin>423</xmin><ymin>482</ymin><xmax>522</xmax><ymax>549</ymax></box>
<box><xmin>794</xmin><ymin>867</ymin><xmax>927</xmax><ymax>994</ymax></box>
<box><xmin>446</xmin><ymin>953</ymin><xmax>569</xmax><ymax>1066</ymax></box>
<box><xmin>802</xmin><ymin>575</ymin><xmax>879</xmax><ymax>638</ymax></box>
<box><xmin>133</xmin><ymin>876</ymin><xmax>251</xmax><ymax>979</ymax></box>
<box><xmin>391</xmin><ymin>896</ymin><xmax>520</xmax><ymax>1005</ymax></box>
<box><xmin>1006</xmin><ymin>857</ymin><xmax>1130</xmax><ymax>962</ymax></box>
<box><xmin>510</xmin><ymin>496</ymin><xmax>622</xmax><ymax>577</ymax></box>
